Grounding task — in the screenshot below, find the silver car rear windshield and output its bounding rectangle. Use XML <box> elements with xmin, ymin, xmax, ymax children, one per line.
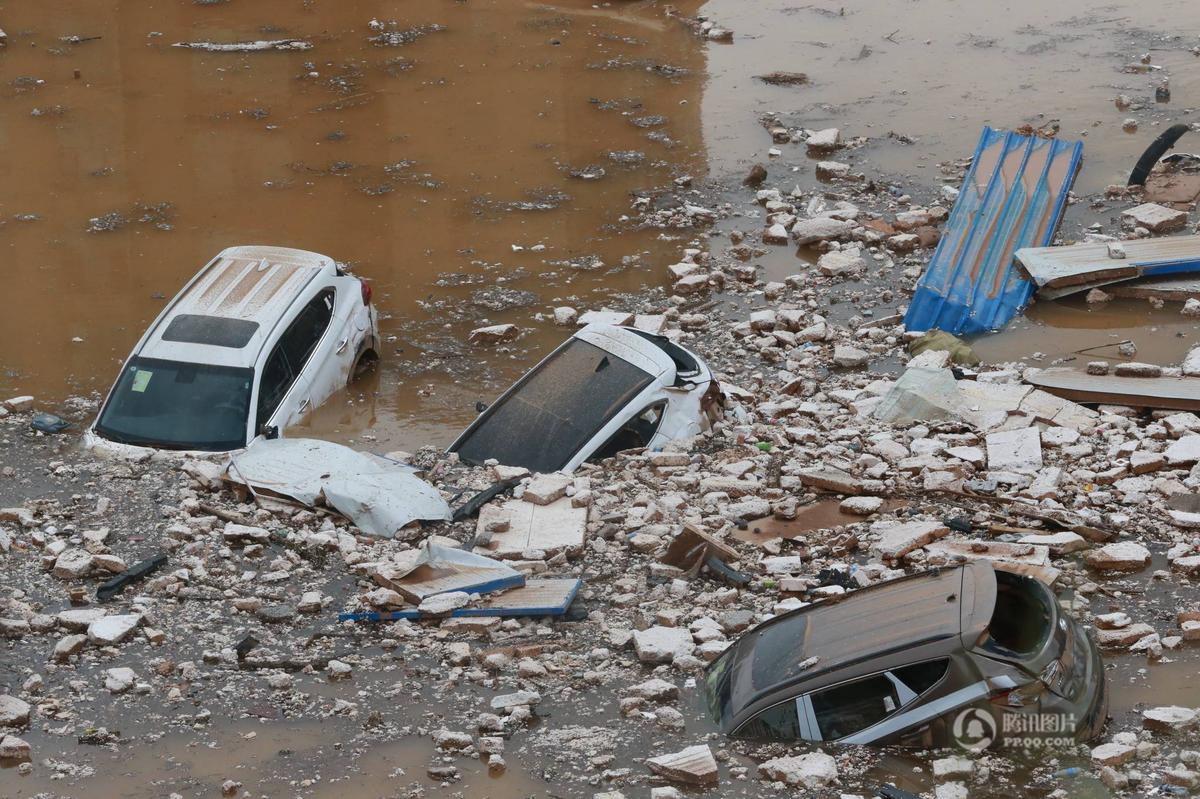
<box><xmin>95</xmin><ymin>356</ymin><xmax>253</xmax><ymax>451</ymax></box>
<box><xmin>452</xmin><ymin>339</ymin><xmax>654</xmax><ymax>473</ymax></box>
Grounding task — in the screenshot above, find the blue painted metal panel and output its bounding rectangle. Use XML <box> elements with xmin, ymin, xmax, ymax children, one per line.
<box><xmin>338</xmin><ymin>578</ymin><xmax>581</xmax><ymax>622</ymax></box>
<box><xmin>904</xmin><ymin>127</ymin><xmax>1083</xmax><ymax>335</ymax></box>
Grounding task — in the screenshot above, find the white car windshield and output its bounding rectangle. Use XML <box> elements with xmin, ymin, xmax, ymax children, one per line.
<box><xmin>95</xmin><ymin>356</ymin><xmax>253</xmax><ymax>450</ymax></box>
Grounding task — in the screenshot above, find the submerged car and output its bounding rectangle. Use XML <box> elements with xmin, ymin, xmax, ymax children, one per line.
<box><xmin>87</xmin><ymin>245</ymin><xmax>378</xmax><ymax>454</ymax></box>
<box><xmin>705</xmin><ymin>562</ymin><xmax>1106</xmax><ymax>750</ymax></box>
<box><xmin>448</xmin><ymin>323</ymin><xmax>722</xmax><ymax>474</ymax></box>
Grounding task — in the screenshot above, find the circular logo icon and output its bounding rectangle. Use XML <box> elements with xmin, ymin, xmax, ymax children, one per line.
<box><xmin>953</xmin><ymin>707</ymin><xmax>998</xmax><ymax>752</ymax></box>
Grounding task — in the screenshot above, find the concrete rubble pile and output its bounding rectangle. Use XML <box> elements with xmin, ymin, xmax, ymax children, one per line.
<box><xmin>3</xmin><ymin>129</ymin><xmax>1200</xmax><ymax>799</ymax></box>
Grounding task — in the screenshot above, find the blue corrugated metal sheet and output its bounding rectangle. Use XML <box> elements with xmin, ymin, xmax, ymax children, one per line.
<box><xmin>904</xmin><ymin>127</ymin><xmax>1083</xmax><ymax>335</ymax></box>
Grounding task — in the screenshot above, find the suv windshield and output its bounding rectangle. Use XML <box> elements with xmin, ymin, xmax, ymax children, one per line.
<box><xmin>95</xmin><ymin>356</ymin><xmax>253</xmax><ymax>450</ymax></box>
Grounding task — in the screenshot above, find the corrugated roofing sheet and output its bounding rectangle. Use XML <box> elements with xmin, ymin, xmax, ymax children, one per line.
<box><xmin>904</xmin><ymin>127</ymin><xmax>1083</xmax><ymax>335</ymax></box>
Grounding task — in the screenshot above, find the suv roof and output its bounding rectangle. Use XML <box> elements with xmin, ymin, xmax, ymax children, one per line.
<box><xmin>718</xmin><ymin>562</ymin><xmax>996</xmax><ymax>721</ymax></box>
<box><xmin>139</xmin><ymin>245</ymin><xmax>334</xmax><ymax>369</ymax></box>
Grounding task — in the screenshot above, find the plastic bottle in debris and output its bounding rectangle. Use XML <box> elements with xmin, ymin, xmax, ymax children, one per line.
<box><xmin>1053</xmin><ymin>767</ymin><xmax>1081</xmax><ymax>779</ymax></box>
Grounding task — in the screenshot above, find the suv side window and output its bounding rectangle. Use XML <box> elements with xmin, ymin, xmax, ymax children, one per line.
<box><xmin>282</xmin><ymin>289</ymin><xmax>335</xmax><ymax>373</ymax></box>
<box><xmin>811</xmin><ymin>673</ymin><xmax>901</xmax><ymax>740</ymax></box>
<box><xmin>255</xmin><ymin>290</ymin><xmax>335</xmax><ymax>430</ymax></box>
<box><xmin>893</xmin><ymin>659</ymin><xmax>950</xmax><ymax>697</ymax></box>
<box><xmin>732</xmin><ymin>698</ymin><xmax>800</xmax><ymax>742</ymax></box>
<box><xmin>590</xmin><ymin>401</ymin><xmax>667</xmax><ymax>462</ymax></box>
<box><xmin>256</xmin><ymin>344</ymin><xmax>294</xmax><ymax>430</ymax></box>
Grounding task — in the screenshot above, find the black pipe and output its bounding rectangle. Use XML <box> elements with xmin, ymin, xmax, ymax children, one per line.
<box><xmin>1128</xmin><ymin>123</ymin><xmax>1192</xmax><ymax>186</ymax></box>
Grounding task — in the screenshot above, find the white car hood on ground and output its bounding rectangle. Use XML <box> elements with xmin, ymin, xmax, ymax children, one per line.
<box><xmin>228</xmin><ymin>438</ymin><xmax>450</xmax><ymax>537</ymax></box>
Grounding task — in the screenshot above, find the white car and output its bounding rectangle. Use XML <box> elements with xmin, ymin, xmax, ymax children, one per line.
<box><xmin>449</xmin><ymin>323</ymin><xmax>722</xmax><ymax>474</ymax></box>
<box><xmin>87</xmin><ymin>245</ymin><xmax>378</xmax><ymax>454</ymax></box>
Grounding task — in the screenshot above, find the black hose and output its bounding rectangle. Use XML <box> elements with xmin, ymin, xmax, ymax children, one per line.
<box><xmin>1128</xmin><ymin>123</ymin><xmax>1192</xmax><ymax>186</ymax></box>
<box><xmin>450</xmin><ymin>476</ymin><xmax>523</xmax><ymax>522</ymax></box>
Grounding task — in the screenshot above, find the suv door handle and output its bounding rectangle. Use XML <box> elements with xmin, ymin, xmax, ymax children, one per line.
<box><xmin>298</xmin><ymin>398</ymin><xmax>310</xmax><ymax>411</ymax></box>
<box><xmin>336</xmin><ymin>338</ymin><xmax>349</xmax><ymax>354</ymax></box>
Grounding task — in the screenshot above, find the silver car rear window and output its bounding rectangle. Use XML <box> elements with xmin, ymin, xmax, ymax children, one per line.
<box><xmin>452</xmin><ymin>339</ymin><xmax>653</xmax><ymax>473</ymax></box>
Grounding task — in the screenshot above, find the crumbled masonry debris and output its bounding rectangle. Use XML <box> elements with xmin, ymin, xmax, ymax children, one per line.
<box><xmin>6</xmin><ymin>12</ymin><xmax>1200</xmax><ymax>797</ymax></box>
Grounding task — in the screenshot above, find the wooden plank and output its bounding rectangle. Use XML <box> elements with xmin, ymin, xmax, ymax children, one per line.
<box><xmin>1017</xmin><ymin>234</ymin><xmax>1200</xmax><ymax>296</ymax></box>
<box><xmin>1027</xmin><ymin>368</ymin><xmax>1200</xmax><ymax>412</ymax></box>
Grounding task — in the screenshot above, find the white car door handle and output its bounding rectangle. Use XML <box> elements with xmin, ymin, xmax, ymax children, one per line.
<box><xmin>336</xmin><ymin>338</ymin><xmax>349</xmax><ymax>354</ymax></box>
<box><xmin>298</xmin><ymin>398</ymin><xmax>310</xmax><ymax>411</ymax></box>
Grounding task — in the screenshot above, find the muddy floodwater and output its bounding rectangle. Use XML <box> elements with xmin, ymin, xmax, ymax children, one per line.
<box><xmin>0</xmin><ymin>0</ymin><xmax>707</xmax><ymax>448</ymax></box>
<box><xmin>3</xmin><ymin>0</ymin><xmax>1200</xmax><ymax>449</ymax></box>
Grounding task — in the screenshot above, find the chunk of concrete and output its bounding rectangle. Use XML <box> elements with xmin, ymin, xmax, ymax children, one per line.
<box><xmin>469</xmin><ymin>324</ymin><xmax>520</xmax><ymax>345</ymax></box>
<box><xmin>52</xmin><ymin>548</ymin><xmax>94</xmax><ymax>579</ymax></box>
<box><xmin>1142</xmin><ymin>706</ymin><xmax>1198</xmax><ymax>732</ymax></box>
<box><xmin>522</xmin><ymin>473</ymin><xmax>572</xmax><ymax>505</ymax></box>
<box><xmin>646</xmin><ymin>744</ymin><xmax>719</xmax><ymax>786</ymax></box>
<box><xmin>1122</xmin><ymin>202</ymin><xmax>1189</xmax><ymax>233</ymax></box>
<box><xmin>791</xmin><ymin>217</ymin><xmax>855</xmax><ymax>245</ymax></box>
<box><xmin>0</xmin><ymin>695</ymin><xmax>31</xmax><ymax>728</ymax></box>
<box><xmin>475</xmin><ymin>496</ymin><xmax>587</xmax><ymax>558</ymax></box>
<box><xmin>87</xmin><ymin>614</ymin><xmax>141</xmax><ymax>645</ymax></box>
<box><xmin>871</xmin><ymin>520</ymin><xmax>949</xmax><ymax>560</ymax></box>
<box><xmin>1085</xmin><ymin>542</ymin><xmax>1151</xmax><ymax>572</ymax></box>
<box><xmin>758</xmin><ymin>751</ymin><xmax>838</xmax><ymax>788</ymax></box>
<box><xmin>633</xmin><ymin>626</ymin><xmax>694</xmax><ymax>664</ymax></box>
<box><xmin>1165</xmin><ymin>435</ymin><xmax>1200</xmax><ymax>466</ymax></box>
<box><xmin>986</xmin><ymin>427</ymin><xmax>1043</xmax><ymax>472</ymax></box>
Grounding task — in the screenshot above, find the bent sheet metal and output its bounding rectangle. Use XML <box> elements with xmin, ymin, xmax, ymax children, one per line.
<box><xmin>227</xmin><ymin>437</ymin><xmax>451</xmax><ymax>538</ymax></box>
<box><xmin>904</xmin><ymin>127</ymin><xmax>1083</xmax><ymax>335</ymax></box>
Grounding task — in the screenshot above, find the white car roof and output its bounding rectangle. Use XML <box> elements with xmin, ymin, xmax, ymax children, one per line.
<box><xmin>137</xmin><ymin>245</ymin><xmax>334</xmax><ymax>369</ymax></box>
<box><xmin>574</xmin><ymin>323</ymin><xmax>677</xmax><ymax>378</ymax></box>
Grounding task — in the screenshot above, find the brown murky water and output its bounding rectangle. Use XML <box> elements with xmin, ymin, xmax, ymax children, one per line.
<box><xmin>731</xmin><ymin>498</ymin><xmax>904</xmax><ymax>544</ymax></box>
<box><xmin>0</xmin><ymin>0</ymin><xmax>706</xmax><ymax>449</ymax></box>
<box><xmin>5</xmin><ymin>720</ymin><xmax>547</xmax><ymax>798</ymax></box>
<box><xmin>4</xmin><ymin>0</ymin><xmax>1200</xmax><ymax>449</ymax></box>
<box><xmin>703</xmin><ymin>0</ymin><xmax>1200</xmax><ymax>369</ymax></box>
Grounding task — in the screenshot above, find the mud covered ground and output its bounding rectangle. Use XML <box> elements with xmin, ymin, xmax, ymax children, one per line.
<box><xmin>4</xmin><ymin>1</ymin><xmax>1200</xmax><ymax>798</ymax></box>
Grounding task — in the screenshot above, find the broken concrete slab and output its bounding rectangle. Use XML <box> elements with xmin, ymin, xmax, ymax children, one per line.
<box><xmin>1142</xmin><ymin>706</ymin><xmax>1198</xmax><ymax>733</ymax></box>
<box><xmin>1122</xmin><ymin>202</ymin><xmax>1189</xmax><ymax>233</ymax></box>
<box><xmin>1085</xmin><ymin>541</ymin><xmax>1151</xmax><ymax>571</ymax></box>
<box><xmin>925</xmin><ymin>540</ymin><xmax>1058</xmax><ymax>584</ymax></box>
<box><xmin>871</xmin><ymin>520</ymin><xmax>949</xmax><ymax>560</ymax></box>
<box><xmin>985</xmin><ymin>427</ymin><xmax>1043</xmax><ymax>472</ymax></box>
<box><xmin>521</xmin><ymin>473</ymin><xmax>572</xmax><ymax>505</ymax></box>
<box><xmin>1017</xmin><ymin>531</ymin><xmax>1089</xmax><ymax>555</ymax></box>
<box><xmin>1166</xmin><ymin>435</ymin><xmax>1200</xmax><ymax>466</ymax></box>
<box><xmin>87</xmin><ymin>614</ymin><xmax>141</xmax><ymax>645</ymax></box>
<box><xmin>475</xmin><ymin>496</ymin><xmax>588</xmax><ymax>558</ymax></box>
<box><xmin>791</xmin><ymin>217</ymin><xmax>855</xmax><ymax>245</ymax></box>
<box><xmin>797</xmin><ymin>465</ymin><xmax>869</xmax><ymax>495</ymax></box>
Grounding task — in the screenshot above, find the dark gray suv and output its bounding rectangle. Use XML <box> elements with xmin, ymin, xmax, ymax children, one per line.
<box><xmin>704</xmin><ymin>562</ymin><xmax>1107</xmax><ymax>750</ymax></box>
